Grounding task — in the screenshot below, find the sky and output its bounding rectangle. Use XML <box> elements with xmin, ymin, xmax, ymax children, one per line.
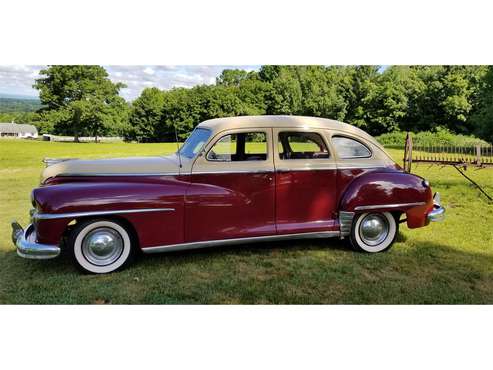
<box><xmin>0</xmin><ymin>65</ymin><xmax>259</xmax><ymax>101</ymax></box>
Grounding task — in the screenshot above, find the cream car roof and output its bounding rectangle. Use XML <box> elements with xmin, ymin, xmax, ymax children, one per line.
<box><xmin>197</xmin><ymin>115</ymin><xmax>384</xmax><ymax>150</ymax></box>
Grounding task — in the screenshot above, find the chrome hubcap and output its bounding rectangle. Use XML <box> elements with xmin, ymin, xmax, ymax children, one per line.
<box><xmin>359</xmin><ymin>213</ymin><xmax>389</xmax><ymax>246</ymax></box>
<box><xmin>82</xmin><ymin>227</ymin><xmax>124</xmax><ymax>266</ymax></box>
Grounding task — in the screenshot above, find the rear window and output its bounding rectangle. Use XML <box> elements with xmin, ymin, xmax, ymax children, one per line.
<box><xmin>332</xmin><ymin>136</ymin><xmax>371</xmax><ymax>159</ymax></box>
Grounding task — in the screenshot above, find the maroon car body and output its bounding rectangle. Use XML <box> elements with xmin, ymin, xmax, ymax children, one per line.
<box><xmin>12</xmin><ymin>115</ymin><xmax>445</xmax><ymax>274</ymax></box>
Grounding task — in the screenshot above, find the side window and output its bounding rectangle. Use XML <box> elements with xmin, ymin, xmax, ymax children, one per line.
<box><xmin>278</xmin><ymin>132</ymin><xmax>330</xmax><ymax>160</ymax></box>
<box><xmin>207</xmin><ymin>132</ymin><xmax>267</xmax><ymax>162</ymax></box>
<box><xmin>332</xmin><ymin>136</ymin><xmax>371</xmax><ymax>159</ymax></box>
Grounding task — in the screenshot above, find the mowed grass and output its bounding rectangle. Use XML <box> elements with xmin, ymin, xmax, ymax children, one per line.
<box><xmin>0</xmin><ymin>139</ymin><xmax>492</xmax><ymax>304</ymax></box>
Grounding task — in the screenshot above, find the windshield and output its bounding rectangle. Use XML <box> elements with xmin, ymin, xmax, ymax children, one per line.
<box><xmin>178</xmin><ymin>128</ymin><xmax>212</xmax><ymax>159</ymax></box>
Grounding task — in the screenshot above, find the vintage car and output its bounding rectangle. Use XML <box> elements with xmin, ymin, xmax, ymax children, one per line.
<box><xmin>12</xmin><ymin>115</ymin><xmax>445</xmax><ymax>274</ymax></box>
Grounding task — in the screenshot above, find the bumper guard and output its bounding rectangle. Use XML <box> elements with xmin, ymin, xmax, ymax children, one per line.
<box><xmin>427</xmin><ymin>192</ymin><xmax>445</xmax><ymax>222</ymax></box>
<box><xmin>11</xmin><ymin>221</ymin><xmax>60</xmax><ymax>259</ymax></box>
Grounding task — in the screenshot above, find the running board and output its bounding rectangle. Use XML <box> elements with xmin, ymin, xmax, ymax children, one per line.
<box><xmin>142</xmin><ymin>231</ymin><xmax>340</xmax><ymax>254</ymax></box>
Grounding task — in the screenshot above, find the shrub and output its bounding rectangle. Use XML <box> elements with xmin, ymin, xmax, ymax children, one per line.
<box><xmin>376</xmin><ymin>127</ymin><xmax>490</xmax><ymax>147</ymax></box>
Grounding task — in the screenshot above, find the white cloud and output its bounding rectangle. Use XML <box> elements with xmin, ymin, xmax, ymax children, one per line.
<box><xmin>143</xmin><ymin>67</ymin><xmax>155</xmax><ymax>75</ymax></box>
<box><xmin>0</xmin><ymin>65</ymin><xmax>260</xmax><ymax>100</ymax></box>
<box><xmin>0</xmin><ymin>65</ymin><xmax>44</xmax><ymax>97</ymax></box>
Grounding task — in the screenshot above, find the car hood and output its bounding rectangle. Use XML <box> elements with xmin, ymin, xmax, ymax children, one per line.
<box><xmin>41</xmin><ymin>155</ymin><xmax>181</xmax><ymax>183</ymax></box>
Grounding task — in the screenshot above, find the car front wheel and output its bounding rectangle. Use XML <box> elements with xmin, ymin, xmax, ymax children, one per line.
<box><xmin>69</xmin><ymin>219</ymin><xmax>135</xmax><ymax>274</ymax></box>
<box><xmin>350</xmin><ymin>211</ymin><xmax>398</xmax><ymax>253</ymax></box>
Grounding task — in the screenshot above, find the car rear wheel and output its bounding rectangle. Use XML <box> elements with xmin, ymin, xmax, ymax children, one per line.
<box><xmin>68</xmin><ymin>219</ymin><xmax>135</xmax><ymax>274</ymax></box>
<box><xmin>349</xmin><ymin>212</ymin><xmax>398</xmax><ymax>253</ymax></box>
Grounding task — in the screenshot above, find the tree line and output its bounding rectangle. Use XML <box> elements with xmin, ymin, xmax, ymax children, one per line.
<box><xmin>19</xmin><ymin>65</ymin><xmax>493</xmax><ymax>143</ymax></box>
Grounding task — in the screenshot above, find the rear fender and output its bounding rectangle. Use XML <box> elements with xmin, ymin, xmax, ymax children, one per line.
<box><xmin>339</xmin><ymin>171</ymin><xmax>433</xmax><ymax>229</ymax></box>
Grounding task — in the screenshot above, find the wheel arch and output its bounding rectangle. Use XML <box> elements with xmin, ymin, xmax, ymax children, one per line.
<box><xmin>62</xmin><ymin>215</ymin><xmax>141</xmax><ymax>251</ymax></box>
<box><xmin>339</xmin><ymin>170</ymin><xmax>433</xmax><ymax>228</ymax></box>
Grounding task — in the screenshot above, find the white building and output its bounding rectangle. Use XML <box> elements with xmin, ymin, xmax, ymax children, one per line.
<box><xmin>0</xmin><ymin>122</ymin><xmax>38</xmax><ymax>139</ymax></box>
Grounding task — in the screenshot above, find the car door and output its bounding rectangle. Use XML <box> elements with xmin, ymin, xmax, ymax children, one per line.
<box><xmin>185</xmin><ymin>128</ymin><xmax>276</xmax><ymax>242</ymax></box>
<box><xmin>273</xmin><ymin>128</ymin><xmax>338</xmax><ymax>234</ymax></box>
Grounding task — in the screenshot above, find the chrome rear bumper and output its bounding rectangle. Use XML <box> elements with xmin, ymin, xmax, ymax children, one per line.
<box><xmin>11</xmin><ymin>221</ymin><xmax>60</xmax><ymax>259</ymax></box>
<box><xmin>427</xmin><ymin>193</ymin><xmax>445</xmax><ymax>222</ymax></box>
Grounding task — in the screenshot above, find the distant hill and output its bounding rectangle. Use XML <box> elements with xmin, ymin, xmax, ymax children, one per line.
<box><xmin>0</xmin><ymin>96</ymin><xmax>43</xmax><ymax>113</ymax></box>
<box><xmin>0</xmin><ymin>93</ymin><xmax>39</xmax><ymax>100</ymax></box>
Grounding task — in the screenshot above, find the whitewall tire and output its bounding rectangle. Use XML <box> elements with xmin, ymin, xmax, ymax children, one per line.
<box><xmin>69</xmin><ymin>219</ymin><xmax>134</xmax><ymax>274</ymax></box>
<box><xmin>349</xmin><ymin>212</ymin><xmax>398</xmax><ymax>253</ymax></box>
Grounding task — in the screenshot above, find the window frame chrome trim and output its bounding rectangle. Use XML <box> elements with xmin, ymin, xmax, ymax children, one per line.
<box><xmin>33</xmin><ymin>208</ymin><xmax>176</xmax><ymax>221</ymax></box>
<box><xmin>205</xmin><ymin>130</ymin><xmax>269</xmax><ymax>163</ymax></box>
<box><xmin>142</xmin><ymin>231</ymin><xmax>340</xmax><ymax>254</ymax></box>
<box><xmin>277</xmin><ymin>130</ymin><xmax>332</xmax><ymax>161</ymax></box>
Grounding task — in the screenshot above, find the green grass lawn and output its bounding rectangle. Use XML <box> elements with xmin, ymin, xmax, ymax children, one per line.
<box><xmin>0</xmin><ymin>139</ymin><xmax>492</xmax><ymax>304</ymax></box>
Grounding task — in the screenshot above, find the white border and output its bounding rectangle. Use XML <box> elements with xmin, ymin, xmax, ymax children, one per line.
<box><xmin>1</xmin><ymin>306</ymin><xmax>492</xmax><ymax>369</ymax></box>
<box><xmin>1</xmin><ymin>0</ymin><xmax>493</xmax><ymax>64</ymax></box>
<box><xmin>1</xmin><ymin>1</ymin><xmax>492</xmax><ymax>368</ymax></box>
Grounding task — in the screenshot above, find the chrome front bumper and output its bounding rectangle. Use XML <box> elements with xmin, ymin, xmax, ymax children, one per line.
<box><xmin>11</xmin><ymin>221</ymin><xmax>60</xmax><ymax>259</ymax></box>
<box><xmin>427</xmin><ymin>192</ymin><xmax>445</xmax><ymax>222</ymax></box>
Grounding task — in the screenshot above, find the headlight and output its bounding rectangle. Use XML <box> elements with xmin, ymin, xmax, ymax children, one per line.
<box><xmin>422</xmin><ymin>179</ymin><xmax>430</xmax><ymax>188</ymax></box>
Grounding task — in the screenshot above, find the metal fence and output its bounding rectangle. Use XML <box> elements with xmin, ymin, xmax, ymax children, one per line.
<box><xmin>402</xmin><ymin>132</ymin><xmax>493</xmax><ymax>201</ymax></box>
<box><xmin>42</xmin><ymin>134</ymin><xmax>124</xmax><ymax>143</ymax></box>
<box><xmin>403</xmin><ymin>134</ymin><xmax>493</xmax><ymax>172</ymax></box>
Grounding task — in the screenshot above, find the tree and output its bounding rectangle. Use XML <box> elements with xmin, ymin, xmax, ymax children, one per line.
<box><xmin>296</xmin><ymin>66</ymin><xmax>348</xmax><ymax>120</ymax></box>
<box><xmin>30</xmin><ymin>64</ymin><xmax>487</xmax><ymax>143</ymax></box>
<box><xmin>340</xmin><ymin>65</ymin><xmax>380</xmax><ymax>127</ymax></box>
<box><xmin>403</xmin><ymin>66</ymin><xmax>487</xmax><ymax>133</ymax></box>
<box><xmin>264</xmin><ymin>67</ymin><xmax>302</xmax><ymax>115</ymax></box>
<box><xmin>216</xmin><ymin>69</ymin><xmax>250</xmax><ymax>87</ymax></box>
<box><xmin>258</xmin><ymin>65</ymin><xmax>282</xmax><ymax>82</ymax></box>
<box><xmin>472</xmin><ymin>66</ymin><xmax>493</xmax><ymax>143</ymax></box>
<box><xmin>159</xmin><ymin>87</ymin><xmax>204</xmax><ymax>140</ymax></box>
<box><xmin>359</xmin><ymin>66</ymin><xmax>413</xmax><ymax>135</ymax></box>
<box><xmin>236</xmin><ymin>75</ymin><xmax>271</xmax><ymax>115</ymax></box>
<box><xmin>127</xmin><ymin>87</ymin><xmax>166</xmax><ymax>142</ymax></box>
<box><xmin>33</xmin><ymin>65</ymin><xmax>127</xmax><ymax>141</ymax></box>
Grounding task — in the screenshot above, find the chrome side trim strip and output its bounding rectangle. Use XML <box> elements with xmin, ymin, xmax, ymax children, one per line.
<box><xmin>33</xmin><ymin>208</ymin><xmax>175</xmax><ymax>220</ymax></box>
<box><xmin>142</xmin><ymin>231</ymin><xmax>340</xmax><ymax>254</ymax></box>
<box><xmin>192</xmin><ymin>169</ymin><xmax>274</xmax><ymax>175</ymax></box>
<box><xmin>354</xmin><ymin>202</ymin><xmax>425</xmax><ymax>211</ymax></box>
<box><xmin>339</xmin><ymin>211</ymin><xmax>355</xmax><ymax>237</ymax></box>
<box><xmin>276</xmin><ymin>166</ymin><xmax>337</xmax><ymax>172</ymax></box>
<box><xmin>57</xmin><ymin>172</ymin><xmax>180</xmax><ymax>177</ymax></box>
<box><xmin>55</xmin><ymin>166</ymin><xmax>385</xmax><ymax>177</ymax></box>
<box><xmin>336</xmin><ymin>165</ymin><xmax>383</xmax><ymax>170</ymax></box>
<box><xmin>44</xmin><ymin>158</ymin><xmax>77</xmax><ymax>168</ymax></box>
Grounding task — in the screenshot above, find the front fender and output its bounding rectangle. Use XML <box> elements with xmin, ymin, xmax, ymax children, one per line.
<box><xmin>339</xmin><ymin>171</ymin><xmax>433</xmax><ymax>229</ymax></box>
<box><xmin>32</xmin><ymin>176</ymin><xmax>188</xmax><ymax>247</ymax></box>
